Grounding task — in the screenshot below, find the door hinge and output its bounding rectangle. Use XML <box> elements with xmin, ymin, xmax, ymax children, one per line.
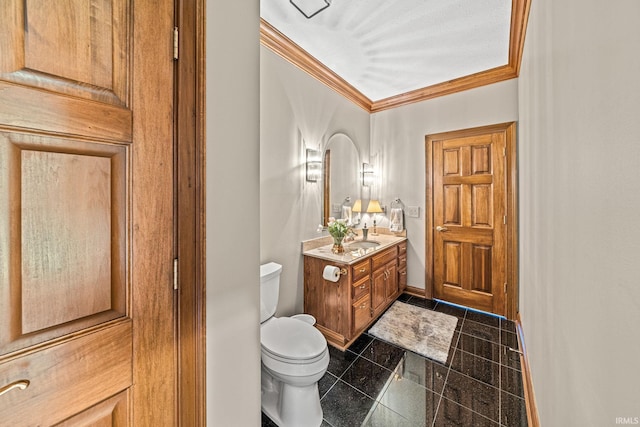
<box><xmin>503</xmin><ymin>215</ymin><xmax>507</xmax><ymax>224</ymax></box>
<box><xmin>173</xmin><ymin>27</ymin><xmax>179</xmax><ymax>60</ymax></box>
<box><xmin>504</xmin><ymin>283</ymin><xmax>508</xmax><ymax>293</ymax></box>
<box><xmin>503</xmin><ymin>147</ymin><xmax>506</xmax><ymax>157</ymax></box>
<box><xmin>173</xmin><ymin>258</ymin><xmax>179</xmax><ymax>290</ymax></box>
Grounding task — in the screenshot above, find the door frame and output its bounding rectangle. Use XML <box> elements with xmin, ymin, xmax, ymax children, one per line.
<box><xmin>425</xmin><ymin>122</ymin><xmax>519</xmax><ymax>319</ymax></box>
<box><xmin>175</xmin><ymin>0</ymin><xmax>207</xmax><ymax>424</ymax></box>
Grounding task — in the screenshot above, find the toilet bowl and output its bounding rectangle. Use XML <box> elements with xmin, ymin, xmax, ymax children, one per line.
<box><xmin>260</xmin><ymin>263</ymin><xmax>329</xmax><ymax>427</ymax></box>
<box><xmin>261</xmin><ymin>317</ymin><xmax>329</xmax><ymax>427</ymax></box>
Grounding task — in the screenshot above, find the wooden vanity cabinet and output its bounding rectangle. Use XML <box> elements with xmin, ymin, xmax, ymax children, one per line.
<box><xmin>304</xmin><ymin>240</ymin><xmax>406</xmax><ymax>350</ymax></box>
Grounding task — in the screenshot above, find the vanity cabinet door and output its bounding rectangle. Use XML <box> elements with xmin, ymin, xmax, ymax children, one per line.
<box><xmin>371</xmin><ymin>267</ymin><xmax>387</xmax><ymax>313</ymax></box>
<box><xmin>385</xmin><ymin>261</ymin><xmax>398</xmax><ymax>300</ymax></box>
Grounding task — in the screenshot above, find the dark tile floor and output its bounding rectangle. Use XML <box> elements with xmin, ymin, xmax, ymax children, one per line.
<box><xmin>262</xmin><ymin>295</ymin><xmax>527</xmax><ymax>427</ymax></box>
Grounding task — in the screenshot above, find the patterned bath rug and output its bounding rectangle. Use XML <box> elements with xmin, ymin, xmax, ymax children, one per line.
<box><xmin>368</xmin><ymin>301</ymin><xmax>458</xmax><ymax>364</ymax></box>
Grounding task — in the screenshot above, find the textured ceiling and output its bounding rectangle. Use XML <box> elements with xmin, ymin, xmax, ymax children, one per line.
<box><xmin>261</xmin><ymin>0</ymin><xmax>513</xmax><ymax>101</ymax></box>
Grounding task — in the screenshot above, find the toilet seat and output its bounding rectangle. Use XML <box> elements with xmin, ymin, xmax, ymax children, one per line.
<box><xmin>261</xmin><ymin>317</ymin><xmax>326</xmax><ymax>361</ymax></box>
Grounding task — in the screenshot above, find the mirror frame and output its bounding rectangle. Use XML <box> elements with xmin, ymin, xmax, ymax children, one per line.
<box><xmin>321</xmin><ymin>132</ymin><xmax>360</xmax><ymax>226</ymax></box>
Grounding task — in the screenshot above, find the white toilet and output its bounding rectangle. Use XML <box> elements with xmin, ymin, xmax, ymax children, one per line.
<box><xmin>260</xmin><ymin>262</ymin><xmax>329</xmax><ymax>427</ymax></box>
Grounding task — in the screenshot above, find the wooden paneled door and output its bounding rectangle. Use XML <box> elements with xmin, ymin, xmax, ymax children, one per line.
<box><xmin>0</xmin><ymin>1</ymin><xmax>178</xmax><ymax>425</ymax></box>
<box><xmin>426</xmin><ymin>123</ymin><xmax>518</xmax><ymax>318</ymax></box>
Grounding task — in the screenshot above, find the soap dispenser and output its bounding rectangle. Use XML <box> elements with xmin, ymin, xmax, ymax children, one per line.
<box><xmin>362</xmin><ymin>223</ymin><xmax>369</xmax><ymax>241</ymax></box>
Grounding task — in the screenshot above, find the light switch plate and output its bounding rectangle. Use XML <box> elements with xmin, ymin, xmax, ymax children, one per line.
<box><xmin>407</xmin><ymin>206</ymin><xmax>420</xmax><ymax>218</ymax></box>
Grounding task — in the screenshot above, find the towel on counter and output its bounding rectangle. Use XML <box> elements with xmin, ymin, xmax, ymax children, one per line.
<box><xmin>389</xmin><ymin>208</ymin><xmax>404</xmax><ymax>232</ymax></box>
<box><xmin>342</xmin><ymin>205</ymin><xmax>353</xmax><ymax>225</ymax></box>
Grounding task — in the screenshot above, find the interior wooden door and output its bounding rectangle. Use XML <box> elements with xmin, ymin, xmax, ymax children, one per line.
<box><xmin>0</xmin><ymin>1</ymin><xmax>176</xmax><ymax>425</ymax></box>
<box><xmin>427</xmin><ymin>124</ymin><xmax>514</xmax><ymax>316</ymax></box>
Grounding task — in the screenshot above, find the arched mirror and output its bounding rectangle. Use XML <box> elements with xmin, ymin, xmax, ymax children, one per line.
<box><xmin>322</xmin><ymin>133</ymin><xmax>360</xmax><ymax>226</ymax></box>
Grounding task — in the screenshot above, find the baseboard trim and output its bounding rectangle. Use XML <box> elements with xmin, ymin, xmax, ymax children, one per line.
<box><xmin>404</xmin><ymin>286</ymin><xmax>425</xmax><ymax>298</ymax></box>
<box><xmin>516</xmin><ymin>313</ymin><xmax>540</xmax><ymax>427</ymax></box>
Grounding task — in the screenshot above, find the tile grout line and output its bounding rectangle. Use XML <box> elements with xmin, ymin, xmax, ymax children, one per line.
<box><xmin>438</xmin><ymin>394</ymin><xmax>504</xmax><ymax>427</ymax></box>
<box><xmin>318</xmin><ymin>372</ymin><xmax>339</xmax><ymax>401</ymax></box>
<box><xmin>431</xmin><ymin>308</ymin><xmax>467</xmax><ymax>427</ymax></box>
<box><xmin>319</xmin><ymin>350</ymin><xmax>367</xmax><ymax>427</ymax></box>
<box><xmin>320</xmin><ymin>348</ymin><xmax>361</xmax><ymax>403</ymax></box>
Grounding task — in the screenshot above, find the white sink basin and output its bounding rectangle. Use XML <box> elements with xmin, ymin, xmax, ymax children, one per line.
<box><xmin>347</xmin><ymin>240</ymin><xmax>380</xmax><ymax>250</ymax></box>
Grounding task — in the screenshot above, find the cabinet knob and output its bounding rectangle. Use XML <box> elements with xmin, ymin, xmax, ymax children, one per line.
<box><xmin>359</xmin><ymin>304</ymin><xmax>366</xmax><ymax>309</ymax></box>
<box><xmin>359</xmin><ymin>268</ymin><xmax>366</xmax><ymax>273</ymax></box>
<box><xmin>359</xmin><ymin>284</ymin><xmax>366</xmax><ymax>289</ymax></box>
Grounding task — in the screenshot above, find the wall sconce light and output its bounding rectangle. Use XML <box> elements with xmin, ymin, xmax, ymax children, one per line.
<box><xmin>290</xmin><ymin>0</ymin><xmax>331</xmax><ymax>19</ymax></box>
<box><xmin>306</xmin><ymin>149</ymin><xmax>322</xmax><ymax>182</ymax></box>
<box><xmin>366</xmin><ymin>199</ymin><xmax>384</xmax><ymax>235</ymax></box>
<box><xmin>362</xmin><ymin>163</ymin><xmax>374</xmax><ymax>187</ymax></box>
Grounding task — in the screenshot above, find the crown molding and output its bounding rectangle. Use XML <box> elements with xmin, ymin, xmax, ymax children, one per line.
<box><xmin>259</xmin><ymin>19</ymin><xmax>372</xmax><ymax>111</ymax></box>
<box><xmin>260</xmin><ymin>0</ymin><xmax>531</xmax><ymax>113</ymax></box>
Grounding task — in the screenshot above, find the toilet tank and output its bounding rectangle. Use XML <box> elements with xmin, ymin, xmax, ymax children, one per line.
<box><xmin>260</xmin><ymin>262</ymin><xmax>282</xmax><ymax>323</ymax></box>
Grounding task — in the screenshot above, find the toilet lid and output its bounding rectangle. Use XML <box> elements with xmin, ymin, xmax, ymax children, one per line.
<box><xmin>261</xmin><ymin>317</ymin><xmax>326</xmax><ymax>360</ymax></box>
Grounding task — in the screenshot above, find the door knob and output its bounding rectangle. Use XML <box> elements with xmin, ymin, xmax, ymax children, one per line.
<box><xmin>436</xmin><ymin>226</ymin><xmax>449</xmax><ymax>232</ymax></box>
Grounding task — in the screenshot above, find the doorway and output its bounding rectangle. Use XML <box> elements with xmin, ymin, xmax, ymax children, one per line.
<box><xmin>425</xmin><ymin>122</ymin><xmax>518</xmax><ymax>319</ymax></box>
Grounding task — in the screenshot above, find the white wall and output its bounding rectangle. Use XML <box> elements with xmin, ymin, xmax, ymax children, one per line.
<box><xmin>260</xmin><ymin>47</ymin><xmax>370</xmax><ymax>316</ymax></box>
<box><xmin>207</xmin><ymin>1</ymin><xmax>261</xmax><ymax>425</ymax></box>
<box><xmin>518</xmin><ymin>0</ymin><xmax>640</xmax><ymax>425</ymax></box>
<box><xmin>370</xmin><ymin>81</ymin><xmax>519</xmax><ymax>290</ymax></box>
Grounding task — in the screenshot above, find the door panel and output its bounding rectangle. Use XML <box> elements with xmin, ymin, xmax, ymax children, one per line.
<box><xmin>0</xmin><ymin>132</ymin><xmax>127</xmax><ymax>355</ymax></box>
<box><xmin>0</xmin><ymin>0</ymin><xmax>175</xmax><ymax>423</ymax></box>
<box><xmin>0</xmin><ymin>322</ymin><xmax>131</xmax><ymax>426</ymax></box>
<box><xmin>471</xmin><ymin>184</ymin><xmax>493</xmax><ymax>227</ymax></box>
<box><xmin>443</xmin><ymin>185</ymin><xmax>461</xmax><ymax>225</ymax></box>
<box><xmin>443</xmin><ymin>242</ymin><xmax>462</xmax><ymax>287</ymax></box>
<box><xmin>430</xmin><ymin>128</ymin><xmax>507</xmax><ymax>315</ymax></box>
<box><xmin>1</xmin><ymin>0</ymin><xmax>130</xmax><ymax>105</ymax></box>
<box><xmin>54</xmin><ymin>390</ymin><xmax>129</xmax><ymax>427</ymax></box>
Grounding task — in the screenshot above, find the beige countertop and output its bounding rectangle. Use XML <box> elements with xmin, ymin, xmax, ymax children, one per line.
<box><xmin>302</xmin><ymin>233</ymin><xmax>407</xmax><ymax>265</ymax></box>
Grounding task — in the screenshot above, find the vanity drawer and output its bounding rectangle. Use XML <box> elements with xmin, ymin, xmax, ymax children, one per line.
<box><xmin>352</xmin><ymin>276</ymin><xmax>370</xmax><ymax>301</ymax></box>
<box><xmin>372</xmin><ymin>247</ymin><xmax>397</xmax><ymax>271</ymax></box>
<box><xmin>398</xmin><ymin>253</ymin><xmax>407</xmax><ymax>270</ymax></box>
<box><xmin>398</xmin><ymin>242</ymin><xmax>407</xmax><ymax>255</ymax></box>
<box><xmin>398</xmin><ymin>268</ymin><xmax>407</xmax><ymax>291</ymax></box>
<box><xmin>352</xmin><ymin>259</ymin><xmax>371</xmax><ymax>282</ymax></box>
<box><xmin>352</xmin><ymin>294</ymin><xmax>371</xmax><ymax>335</ymax></box>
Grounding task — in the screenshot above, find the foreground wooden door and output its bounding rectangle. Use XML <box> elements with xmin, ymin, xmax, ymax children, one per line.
<box><xmin>0</xmin><ymin>1</ymin><xmax>176</xmax><ymax>425</ymax></box>
<box><xmin>427</xmin><ymin>123</ymin><xmax>517</xmax><ymax>317</ymax></box>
